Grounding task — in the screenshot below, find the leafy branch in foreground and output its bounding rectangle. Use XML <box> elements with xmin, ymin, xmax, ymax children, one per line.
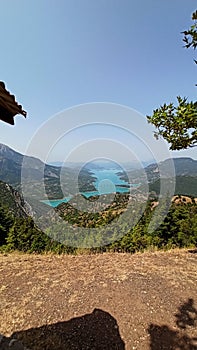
<box><xmin>147</xmin><ymin>97</ymin><xmax>197</xmax><ymax>150</ymax></box>
<box><xmin>182</xmin><ymin>10</ymin><xmax>197</xmax><ymax>53</ymax></box>
<box><xmin>147</xmin><ymin>10</ymin><xmax>197</xmax><ymax>150</ymax></box>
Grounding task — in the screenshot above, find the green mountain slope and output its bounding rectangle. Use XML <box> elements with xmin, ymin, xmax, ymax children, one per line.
<box><xmin>149</xmin><ymin>176</ymin><xmax>197</xmax><ymax>197</ymax></box>
<box><xmin>0</xmin><ymin>144</ymin><xmax>96</xmax><ymax>200</ymax></box>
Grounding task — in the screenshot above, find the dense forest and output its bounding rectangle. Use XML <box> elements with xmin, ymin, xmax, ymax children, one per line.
<box><xmin>0</xmin><ymin>183</ymin><xmax>196</xmax><ymax>254</ymax></box>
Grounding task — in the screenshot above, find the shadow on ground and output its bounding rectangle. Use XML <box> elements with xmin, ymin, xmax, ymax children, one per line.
<box><xmin>11</xmin><ymin>308</ymin><xmax>125</xmax><ymax>350</ymax></box>
<box><xmin>188</xmin><ymin>249</ymin><xmax>197</xmax><ymax>254</ymax></box>
<box><xmin>148</xmin><ymin>298</ymin><xmax>197</xmax><ymax>350</ymax></box>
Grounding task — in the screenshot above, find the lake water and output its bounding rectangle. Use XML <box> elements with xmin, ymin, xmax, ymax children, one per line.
<box><xmin>41</xmin><ymin>168</ymin><xmax>139</xmax><ymax>207</ymax></box>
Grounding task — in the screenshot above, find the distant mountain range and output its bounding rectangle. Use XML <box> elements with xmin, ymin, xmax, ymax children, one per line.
<box><xmin>0</xmin><ymin>143</ymin><xmax>196</xmax><ymax>199</ymax></box>
<box><xmin>49</xmin><ymin>160</ymin><xmax>151</xmax><ymax>170</ymax></box>
<box><xmin>127</xmin><ymin>157</ymin><xmax>197</xmax><ymax>197</ymax></box>
<box><xmin>0</xmin><ymin>144</ymin><xmax>96</xmax><ymax>200</ymax></box>
<box><xmin>145</xmin><ymin>157</ymin><xmax>197</xmax><ymax>178</ymax></box>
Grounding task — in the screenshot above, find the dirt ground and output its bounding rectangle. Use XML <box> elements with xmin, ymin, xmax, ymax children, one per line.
<box><xmin>0</xmin><ymin>249</ymin><xmax>197</xmax><ymax>349</ymax></box>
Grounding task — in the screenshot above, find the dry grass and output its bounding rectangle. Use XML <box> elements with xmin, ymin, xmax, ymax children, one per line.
<box><xmin>0</xmin><ymin>249</ymin><xmax>196</xmax><ymax>349</ymax></box>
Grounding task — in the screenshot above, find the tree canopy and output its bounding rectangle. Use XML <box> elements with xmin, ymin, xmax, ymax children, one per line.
<box><xmin>147</xmin><ymin>10</ymin><xmax>197</xmax><ymax>150</ymax></box>
<box><xmin>182</xmin><ymin>10</ymin><xmax>197</xmax><ymax>52</ymax></box>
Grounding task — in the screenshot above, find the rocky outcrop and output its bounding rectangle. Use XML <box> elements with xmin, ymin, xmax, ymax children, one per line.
<box><xmin>0</xmin><ymin>181</ymin><xmax>34</xmax><ymax>219</ymax></box>
<box><xmin>6</xmin><ymin>184</ymin><xmax>34</xmax><ymax>218</ymax></box>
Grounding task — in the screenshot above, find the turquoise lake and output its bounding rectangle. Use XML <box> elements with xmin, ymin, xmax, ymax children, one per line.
<box><xmin>41</xmin><ymin>168</ymin><xmax>139</xmax><ymax>208</ymax></box>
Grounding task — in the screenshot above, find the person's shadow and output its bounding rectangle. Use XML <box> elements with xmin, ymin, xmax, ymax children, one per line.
<box><xmin>148</xmin><ymin>298</ymin><xmax>197</xmax><ymax>349</ymax></box>
<box><xmin>7</xmin><ymin>308</ymin><xmax>125</xmax><ymax>350</ymax></box>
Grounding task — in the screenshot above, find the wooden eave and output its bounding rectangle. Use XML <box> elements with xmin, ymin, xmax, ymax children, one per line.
<box><xmin>0</xmin><ymin>81</ymin><xmax>27</xmax><ymax>125</ymax></box>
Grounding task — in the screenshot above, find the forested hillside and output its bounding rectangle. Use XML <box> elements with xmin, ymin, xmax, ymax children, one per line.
<box><xmin>0</xmin><ymin>180</ymin><xmax>196</xmax><ymax>254</ymax></box>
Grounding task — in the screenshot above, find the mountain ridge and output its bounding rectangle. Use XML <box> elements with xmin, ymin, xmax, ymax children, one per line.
<box><xmin>0</xmin><ymin>144</ymin><xmax>97</xmax><ymax>199</ymax></box>
<box><xmin>0</xmin><ymin>144</ymin><xmax>196</xmax><ymax>200</ymax></box>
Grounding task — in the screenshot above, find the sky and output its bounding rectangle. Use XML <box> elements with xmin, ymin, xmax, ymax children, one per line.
<box><xmin>0</xmin><ymin>0</ymin><xmax>196</xmax><ymax>164</ymax></box>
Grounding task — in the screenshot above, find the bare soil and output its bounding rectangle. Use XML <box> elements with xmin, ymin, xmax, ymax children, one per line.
<box><xmin>0</xmin><ymin>249</ymin><xmax>197</xmax><ymax>349</ymax></box>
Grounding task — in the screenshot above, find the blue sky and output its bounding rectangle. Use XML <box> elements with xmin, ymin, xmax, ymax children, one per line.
<box><xmin>0</xmin><ymin>0</ymin><xmax>196</xmax><ymax>162</ymax></box>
